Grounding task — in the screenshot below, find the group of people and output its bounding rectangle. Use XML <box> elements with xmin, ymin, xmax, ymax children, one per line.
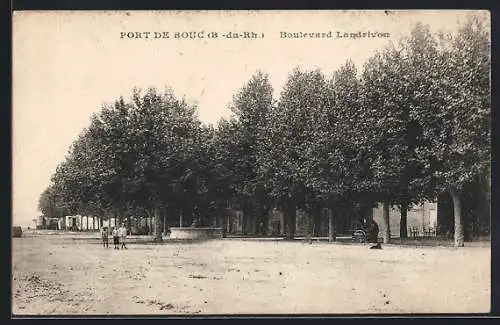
<box><xmin>100</xmin><ymin>224</ymin><xmax>128</xmax><ymax>249</ymax></box>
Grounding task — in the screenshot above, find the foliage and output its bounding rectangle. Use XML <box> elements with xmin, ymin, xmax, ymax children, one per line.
<box><xmin>40</xmin><ymin>17</ymin><xmax>490</xmax><ymax>244</ymax></box>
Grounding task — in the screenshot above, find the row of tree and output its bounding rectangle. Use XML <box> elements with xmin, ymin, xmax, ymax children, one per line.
<box><xmin>39</xmin><ymin>18</ymin><xmax>490</xmax><ymax>247</ymax></box>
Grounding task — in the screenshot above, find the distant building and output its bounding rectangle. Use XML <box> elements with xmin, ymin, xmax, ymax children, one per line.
<box><xmin>36</xmin><ymin>216</ymin><xmax>61</xmax><ymax>230</ymax></box>
<box><xmin>63</xmin><ymin>215</ymin><xmax>101</xmax><ymax>231</ymax></box>
<box><xmin>220</xmin><ymin>200</ymin><xmax>440</xmax><ymax>238</ymax></box>
<box><xmin>224</xmin><ymin>205</ymin><xmax>370</xmax><ymax>237</ymax></box>
<box><xmin>372</xmin><ymin>201</ymin><xmax>438</xmax><ymax>238</ymax></box>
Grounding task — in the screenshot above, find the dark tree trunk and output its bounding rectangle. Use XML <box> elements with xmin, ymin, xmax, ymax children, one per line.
<box><xmin>450</xmin><ymin>188</ymin><xmax>464</xmax><ymax>247</ymax></box>
<box><xmin>400</xmin><ymin>201</ymin><xmax>409</xmax><ymax>238</ymax></box>
<box><xmin>179</xmin><ymin>207</ymin><xmax>184</xmax><ymax>228</ymax></box>
<box><xmin>437</xmin><ymin>193</ymin><xmax>454</xmax><ymax>236</ymax></box>
<box><xmin>226</xmin><ymin>213</ymin><xmax>231</xmax><ymax>234</ymax></box>
<box><xmin>240</xmin><ymin>204</ymin><xmax>251</xmax><ymax>235</ymax></box>
<box><xmin>312</xmin><ymin>213</ymin><xmax>319</xmax><ymax>237</ymax></box>
<box><xmin>328</xmin><ymin>208</ymin><xmax>336</xmax><ymax>242</ymax></box>
<box><xmin>215</xmin><ymin>208</ymin><xmax>221</xmax><ymax>228</ymax></box>
<box><xmin>262</xmin><ymin>211</ymin><xmax>269</xmax><ymax>236</ymax></box>
<box><xmin>92</xmin><ymin>216</ymin><xmax>96</xmax><ymax>231</ymax></box>
<box><xmin>153</xmin><ymin>204</ymin><xmax>163</xmax><ymax>242</ymax></box>
<box><xmin>251</xmin><ymin>213</ymin><xmax>257</xmax><ymax>235</ymax></box>
<box><xmin>163</xmin><ymin>212</ymin><xmax>167</xmax><ymax>234</ymax></box>
<box><xmin>382</xmin><ymin>199</ymin><xmax>391</xmax><ymax>244</ymax></box>
<box><xmin>284</xmin><ymin>201</ymin><xmax>296</xmax><ymax>240</ymax></box>
<box><xmin>241</xmin><ymin>208</ymin><xmax>247</xmax><ymax>235</ymax></box>
<box><xmin>311</xmin><ymin>205</ymin><xmax>322</xmax><ymax>237</ymax></box>
<box><xmin>257</xmin><ymin>205</ymin><xmax>267</xmax><ymax>235</ymax></box>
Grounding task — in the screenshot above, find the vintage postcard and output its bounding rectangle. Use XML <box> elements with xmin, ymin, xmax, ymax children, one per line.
<box><xmin>12</xmin><ymin>10</ymin><xmax>491</xmax><ymax>316</ymax></box>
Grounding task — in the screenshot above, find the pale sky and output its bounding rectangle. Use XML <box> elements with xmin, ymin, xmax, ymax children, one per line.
<box><xmin>12</xmin><ymin>10</ymin><xmax>488</xmax><ymax>227</ymax></box>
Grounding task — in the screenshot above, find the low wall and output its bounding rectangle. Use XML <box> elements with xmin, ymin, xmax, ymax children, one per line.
<box><xmin>169</xmin><ymin>227</ymin><xmax>223</xmax><ymax>240</ymax></box>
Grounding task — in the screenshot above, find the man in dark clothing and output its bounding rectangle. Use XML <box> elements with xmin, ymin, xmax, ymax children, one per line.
<box><xmin>101</xmin><ymin>226</ymin><xmax>109</xmax><ymax>248</ymax></box>
<box><xmin>368</xmin><ymin>220</ymin><xmax>382</xmax><ymax>249</ymax></box>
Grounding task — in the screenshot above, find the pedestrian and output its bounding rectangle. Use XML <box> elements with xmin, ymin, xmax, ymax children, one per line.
<box><xmin>112</xmin><ymin>226</ymin><xmax>119</xmax><ymax>249</ymax></box>
<box><xmin>368</xmin><ymin>219</ymin><xmax>382</xmax><ymax>249</ymax></box>
<box><xmin>101</xmin><ymin>226</ymin><xmax>109</xmax><ymax>248</ymax></box>
<box><xmin>118</xmin><ymin>223</ymin><xmax>128</xmax><ymax>250</ymax></box>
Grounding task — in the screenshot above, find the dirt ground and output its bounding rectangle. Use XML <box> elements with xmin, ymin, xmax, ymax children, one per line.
<box><xmin>12</xmin><ymin>232</ymin><xmax>490</xmax><ymax>315</ymax></box>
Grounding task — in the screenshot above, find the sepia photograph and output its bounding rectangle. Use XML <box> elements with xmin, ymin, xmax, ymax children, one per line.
<box><xmin>12</xmin><ymin>10</ymin><xmax>491</xmax><ymax>315</ymax></box>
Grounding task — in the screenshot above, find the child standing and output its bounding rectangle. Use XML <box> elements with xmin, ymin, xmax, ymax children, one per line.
<box><xmin>101</xmin><ymin>226</ymin><xmax>109</xmax><ymax>248</ymax></box>
<box><xmin>118</xmin><ymin>223</ymin><xmax>128</xmax><ymax>250</ymax></box>
<box><xmin>112</xmin><ymin>227</ymin><xmax>119</xmax><ymax>249</ymax></box>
